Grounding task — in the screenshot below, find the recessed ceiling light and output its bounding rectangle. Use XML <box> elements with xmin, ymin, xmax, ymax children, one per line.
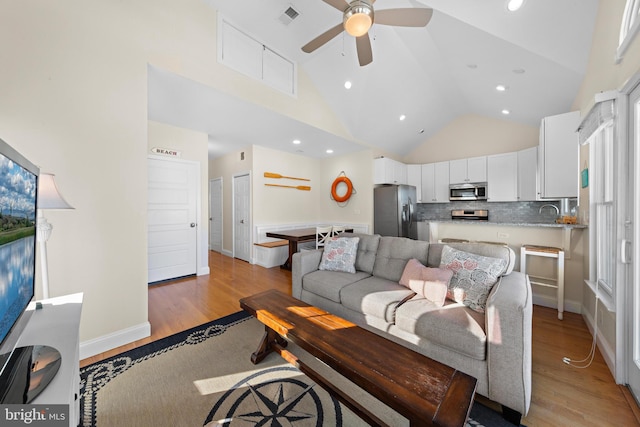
<box><xmin>418</xmin><ymin>129</ymin><xmax>425</xmax><ymax>134</ymax></box>
<box><xmin>502</xmin><ymin>109</ymin><xmax>511</xmax><ymax>115</ymax></box>
<box><xmin>507</xmin><ymin>0</ymin><xmax>525</xmax><ymax>11</ymax></box>
<box><xmin>496</xmin><ymin>85</ymin><xmax>507</xmax><ymax>92</ymax></box>
<box><xmin>344</xmin><ymin>81</ymin><xmax>352</xmax><ymax>89</ymax></box>
<box><xmin>326</xmin><ymin>149</ymin><xmax>334</xmax><ymax>154</ymax></box>
<box><xmin>467</xmin><ymin>64</ymin><xmax>478</xmax><ymax>69</ymax></box>
<box><xmin>399</xmin><ymin>114</ymin><xmax>406</xmax><ymax>121</ymax></box>
<box><xmin>513</xmin><ymin>68</ymin><xmax>526</xmax><ymax>74</ymax></box>
<box><xmin>293</xmin><ymin>139</ymin><xmax>301</xmax><ymax>145</ymax></box>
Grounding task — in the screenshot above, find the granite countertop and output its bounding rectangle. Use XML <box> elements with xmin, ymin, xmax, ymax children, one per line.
<box><xmin>421</xmin><ymin>220</ymin><xmax>587</xmax><ymax>229</ymax></box>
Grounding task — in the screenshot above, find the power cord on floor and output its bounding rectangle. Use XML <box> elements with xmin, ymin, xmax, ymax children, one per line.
<box><xmin>562</xmin><ymin>284</ymin><xmax>599</xmax><ymax>369</ymax></box>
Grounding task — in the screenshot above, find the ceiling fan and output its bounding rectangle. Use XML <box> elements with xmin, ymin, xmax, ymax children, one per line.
<box><xmin>301</xmin><ymin>0</ymin><xmax>433</xmax><ymax>66</ymax></box>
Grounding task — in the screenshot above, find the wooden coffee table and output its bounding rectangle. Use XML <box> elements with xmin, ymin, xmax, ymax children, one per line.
<box><xmin>239</xmin><ymin>290</ymin><xmax>477</xmax><ymax>427</ymax></box>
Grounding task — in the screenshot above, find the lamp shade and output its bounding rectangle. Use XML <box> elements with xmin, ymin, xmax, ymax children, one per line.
<box><xmin>37</xmin><ymin>173</ymin><xmax>74</xmax><ymax>210</ymax></box>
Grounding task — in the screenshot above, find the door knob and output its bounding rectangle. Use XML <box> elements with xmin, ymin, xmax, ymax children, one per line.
<box><xmin>190</xmin><ymin>223</ymin><xmax>196</xmax><ymax>228</ymax></box>
<box><xmin>240</xmin><ymin>219</ymin><xmax>245</xmax><ymax>224</ymax></box>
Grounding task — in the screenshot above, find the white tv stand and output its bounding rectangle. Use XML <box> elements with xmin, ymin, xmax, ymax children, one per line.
<box><xmin>16</xmin><ymin>293</ymin><xmax>83</xmax><ymax>427</ymax></box>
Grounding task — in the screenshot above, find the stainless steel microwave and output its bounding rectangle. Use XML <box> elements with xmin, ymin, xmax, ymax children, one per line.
<box><xmin>449</xmin><ymin>182</ymin><xmax>488</xmax><ymax>201</ymax></box>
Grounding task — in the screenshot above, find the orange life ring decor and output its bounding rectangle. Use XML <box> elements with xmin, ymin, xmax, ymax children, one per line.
<box><xmin>331</xmin><ymin>173</ymin><xmax>354</xmax><ymax>203</ymax></box>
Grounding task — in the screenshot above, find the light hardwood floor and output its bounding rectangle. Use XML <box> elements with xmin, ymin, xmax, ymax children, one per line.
<box><xmin>82</xmin><ymin>251</ymin><xmax>640</xmax><ymax>426</ymax></box>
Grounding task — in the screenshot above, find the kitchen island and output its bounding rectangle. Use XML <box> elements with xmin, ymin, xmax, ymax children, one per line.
<box><xmin>418</xmin><ymin>220</ymin><xmax>587</xmax><ymax>314</ymax></box>
<box><xmin>420</xmin><ymin>220</ymin><xmax>586</xmax><ymax>255</ymax></box>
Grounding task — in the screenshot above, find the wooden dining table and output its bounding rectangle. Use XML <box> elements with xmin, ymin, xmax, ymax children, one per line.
<box><xmin>266</xmin><ymin>227</ymin><xmax>352</xmax><ymax>270</ymax></box>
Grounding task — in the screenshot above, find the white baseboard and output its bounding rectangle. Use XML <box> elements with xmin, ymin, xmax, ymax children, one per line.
<box><xmin>198</xmin><ymin>266</ymin><xmax>210</xmax><ymax>276</ymax></box>
<box><xmin>582</xmin><ymin>306</ymin><xmax>616</xmax><ymax>377</ymax></box>
<box><xmin>222</xmin><ymin>249</ymin><xmax>233</xmax><ymax>258</ymax></box>
<box><xmin>79</xmin><ymin>321</ymin><xmax>151</xmax><ymax>360</ymax></box>
<box><xmin>533</xmin><ymin>294</ymin><xmax>582</xmax><ymax>314</ymax></box>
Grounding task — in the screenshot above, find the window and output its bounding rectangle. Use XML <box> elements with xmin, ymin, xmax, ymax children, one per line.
<box><xmin>592</xmin><ymin>124</ymin><xmax>615</xmax><ymax>292</ymax></box>
<box><xmin>587</xmin><ymin>121</ymin><xmax>616</xmax><ymax>307</ymax></box>
<box><xmin>578</xmin><ymin>95</ymin><xmax>617</xmax><ymax>311</ymax></box>
<box><xmin>617</xmin><ymin>0</ymin><xmax>640</xmax><ymax>63</ymax></box>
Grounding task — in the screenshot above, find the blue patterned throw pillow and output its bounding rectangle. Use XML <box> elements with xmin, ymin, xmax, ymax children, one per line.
<box><xmin>319</xmin><ymin>237</ymin><xmax>360</xmax><ymax>274</ymax></box>
<box><xmin>439</xmin><ymin>245</ymin><xmax>507</xmax><ymax>313</ymax></box>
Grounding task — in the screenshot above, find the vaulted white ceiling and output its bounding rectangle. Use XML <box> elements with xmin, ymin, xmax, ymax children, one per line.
<box><xmin>149</xmin><ymin>0</ymin><xmax>599</xmax><ymax>159</ymax></box>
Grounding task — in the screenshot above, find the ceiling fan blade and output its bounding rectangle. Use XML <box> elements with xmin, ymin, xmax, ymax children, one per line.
<box><xmin>356</xmin><ymin>34</ymin><xmax>373</xmax><ymax>66</ymax></box>
<box><xmin>302</xmin><ymin>23</ymin><xmax>345</xmax><ymax>53</ymax></box>
<box><xmin>322</xmin><ymin>0</ymin><xmax>349</xmax><ymax>12</ymax></box>
<box><xmin>374</xmin><ymin>8</ymin><xmax>433</xmax><ymax>27</ymax></box>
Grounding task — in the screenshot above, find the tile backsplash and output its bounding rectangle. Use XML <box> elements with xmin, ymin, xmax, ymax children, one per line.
<box><xmin>415</xmin><ymin>199</ymin><xmax>578</xmax><ymax>224</ymax></box>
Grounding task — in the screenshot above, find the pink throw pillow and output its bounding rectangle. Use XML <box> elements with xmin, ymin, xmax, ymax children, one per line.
<box><xmin>399</xmin><ymin>259</ymin><xmax>453</xmax><ymax>306</ymax></box>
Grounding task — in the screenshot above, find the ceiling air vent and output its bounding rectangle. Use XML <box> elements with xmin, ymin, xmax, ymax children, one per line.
<box><xmin>279</xmin><ymin>6</ymin><xmax>300</xmax><ymax>25</ymax></box>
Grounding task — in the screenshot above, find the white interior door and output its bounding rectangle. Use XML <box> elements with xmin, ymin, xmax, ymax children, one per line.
<box><xmin>627</xmin><ymin>82</ymin><xmax>640</xmax><ymax>401</ymax></box>
<box><xmin>148</xmin><ymin>157</ymin><xmax>198</xmax><ymax>283</ymax></box>
<box><xmin>233</xmin><ymin>173</ymin><xmax>250</xmax><ymax>262</ymax></box>
<box><xmin>209</xmin><ymin>178</ymin><xmax>223</xmax><ymax>253</ymax></box>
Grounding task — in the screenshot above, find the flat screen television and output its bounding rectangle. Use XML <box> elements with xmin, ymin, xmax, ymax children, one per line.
<box><xmin>0</xmin><ymin>137</ymin><xmax>61</xmax><ymax>403</ymax></box>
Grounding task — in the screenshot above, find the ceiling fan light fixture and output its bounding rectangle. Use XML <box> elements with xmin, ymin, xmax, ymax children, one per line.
<box><xmin>344</xmin><ymin>1</ymin><xmax>374</xmax><ymax>37</ymax></box>
<box><xmin>507</xmin><ymin>0</ymin><xmax>525</xmax><ymax>12</ymax></box>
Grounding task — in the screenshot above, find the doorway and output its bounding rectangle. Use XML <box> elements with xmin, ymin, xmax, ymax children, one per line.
<box><xmin>209</xmin><ymin>177</ymin><xmax>223</xmax><ymax>253</ymax></box>
<box><xmin>147</xmin><ymin>157</ymin><xmax>198</xmax><ymax>283</ymax></box>
<box><xmin>233</xmin><ymin>173</ymin><xmax>251</xmax><ymax>262</ymax></box>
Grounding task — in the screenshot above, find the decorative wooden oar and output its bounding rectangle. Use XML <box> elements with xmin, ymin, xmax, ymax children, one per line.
<box><xmin>265</xmin><ymin>183</ymin><xmax>311</xmax><ymax>191</ymax></box>
<box><xmin>264</xmin><ymin>172</ymin><xmax>310</xmax><ymax>181</ymax></box>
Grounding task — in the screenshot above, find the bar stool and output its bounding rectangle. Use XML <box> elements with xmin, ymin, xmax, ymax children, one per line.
<box><xmin>520</xmin><ymin>245</ymin><xmax>565</xmax><ymax>320</ymax></box>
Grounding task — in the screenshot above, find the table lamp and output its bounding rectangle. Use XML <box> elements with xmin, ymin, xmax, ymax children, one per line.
<box><xmin>36</xmin><ymin>173</ymin><xmax>73</xmax><ymax>299</ymax></box>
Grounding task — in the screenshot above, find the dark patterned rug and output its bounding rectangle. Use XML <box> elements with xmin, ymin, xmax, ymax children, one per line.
<box><xmin>80</xmin><ymin>311</ymin><xmax>523</xmax><ymax>426</ymax></box>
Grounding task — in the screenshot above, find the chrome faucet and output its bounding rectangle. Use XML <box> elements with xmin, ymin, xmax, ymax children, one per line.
<box><xmin>539</xmin><ymin>204</ymin><xmax>560</xmax><ymax>216</ymax></box>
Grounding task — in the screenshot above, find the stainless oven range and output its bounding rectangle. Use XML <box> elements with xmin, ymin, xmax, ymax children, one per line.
<box><xmin>451</xmin><ymin>209</ymin><xmax>489</xmax><ymax>221</ymax></box>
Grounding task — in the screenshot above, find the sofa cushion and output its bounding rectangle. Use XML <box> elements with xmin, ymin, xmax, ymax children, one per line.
<box><xmin>399</xmin><ymin>259</ymin><xmax>452</xmax><ymax>306</ymax></box>
<box><xmin>394</xmin><ymin>297</ymin><xmax>487</xmax><ymax>361</ymax></box>
<box><xmin>341</xmin><ymin>233</ymin><xmax>380</xmax><ymax>274</ymax></box>
<box><xmin>302</xmin><ymin>270</ymin><xmax>371</xmax><ymax>303</ymax></box>
<box><xmin>319</xmin><ymin>236</ymin><xmax>360</xmax><ymax>273</ymax></box>
<box><xmin>427</xmin><ymin>243</ymin><xmax>515</xmax><ymax>275</ymax></box>
<box><xmin>340</xmin><ymin>276</ymin><xmax>415</xmax><ymax>323</ymax></box>
<box><xmin>440</xmin><ymin>245</ymin><xmax>507</xmax><ymax>313</ymax></box>
<box><xmin>372</xmin><ymin>237</ymin><xmax>430</xmax><ymax>282</ymax></box>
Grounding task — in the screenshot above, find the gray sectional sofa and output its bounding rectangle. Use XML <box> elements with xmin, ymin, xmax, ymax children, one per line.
<box><xmin>291</xmin><ymin>233</ymin><xmax>532</xmax><ymax>424</ymax></box>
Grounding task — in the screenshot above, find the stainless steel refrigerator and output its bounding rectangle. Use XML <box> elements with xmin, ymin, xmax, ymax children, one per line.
<box><xmin>374</xmin><ymin>185</ymin><xmax>417</xmax><ymax>239</ymax></box>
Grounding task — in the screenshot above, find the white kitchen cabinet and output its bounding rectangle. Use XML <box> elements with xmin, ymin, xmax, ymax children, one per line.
<box><xmin>487</xmin><ymin>152</ymin><xmax>518</xmax><ymax>202</ymax></box>
<box><xmin>449</xmin><ymin>156</ymin><xmax>487</xmax><ymax>184</ymax></box>
<box><xmin>517</xmin><ymin>147</ymin><xmax>538</xmax><ymax>201</ymax></box>
<box><xmin>373</xmin><ymin>157</ymin><xmax>408</xmax><ymax>185</ymax></box>
<box><xmin>539</xmin><ymin>111</ymin><xmax>580</xmax><ymax>199</ymax></box>
<box><xmin>406</xmin><ymin>164</ymin><xmax>422</xmax><ymax>202</ymax></box>
<box><xmin>421</xmin><ymin>161</ymin><xmax>450</xmax><ymax>203</ymax></box>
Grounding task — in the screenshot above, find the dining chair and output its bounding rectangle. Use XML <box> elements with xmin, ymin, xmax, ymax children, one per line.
<box><xmin>331</xmin><ymin>225</ymin><xmax>346</xmax><ymax>236</ymax></box>
<box><xmin>316</xmin><ymin>226</ymin><xmax>333</xmax><ymax>249</ymax></box>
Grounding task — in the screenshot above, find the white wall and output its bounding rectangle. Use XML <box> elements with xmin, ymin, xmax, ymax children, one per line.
<box><xmin>404</xmin><ymin>114</ymin><xmax>540</xmax><ymax>163</ymax></box>
<box><xmin>0</xmin><ymin>0</ymin><xmax>359</xmax><ymax>353</ymax></box>
<box><xmin>211</xmin><ymin>145</ymin><xmax>374</xmax><ymax>256</ymax></box>
<box><xmin>253</xmin><ymin>146</ymin><xmax>322</xmax><ymax>225</ymax></box>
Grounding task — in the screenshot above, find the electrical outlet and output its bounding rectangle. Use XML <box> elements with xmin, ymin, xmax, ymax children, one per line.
<box><xmin>497</xmin><ymin>232</ymin><xmax>509</xmax><ymax>239</ymax></box>
<box><xmin>354</xmin><ymin>209</ymin><xmax>361</xmax><ymax>215</ymax></box>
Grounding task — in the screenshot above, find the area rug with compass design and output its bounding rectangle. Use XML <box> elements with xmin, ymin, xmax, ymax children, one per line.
<box><xmin>80</xmin><ymin>311</ymin><xmax>521</xmax><ymax>426</ymax></box>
